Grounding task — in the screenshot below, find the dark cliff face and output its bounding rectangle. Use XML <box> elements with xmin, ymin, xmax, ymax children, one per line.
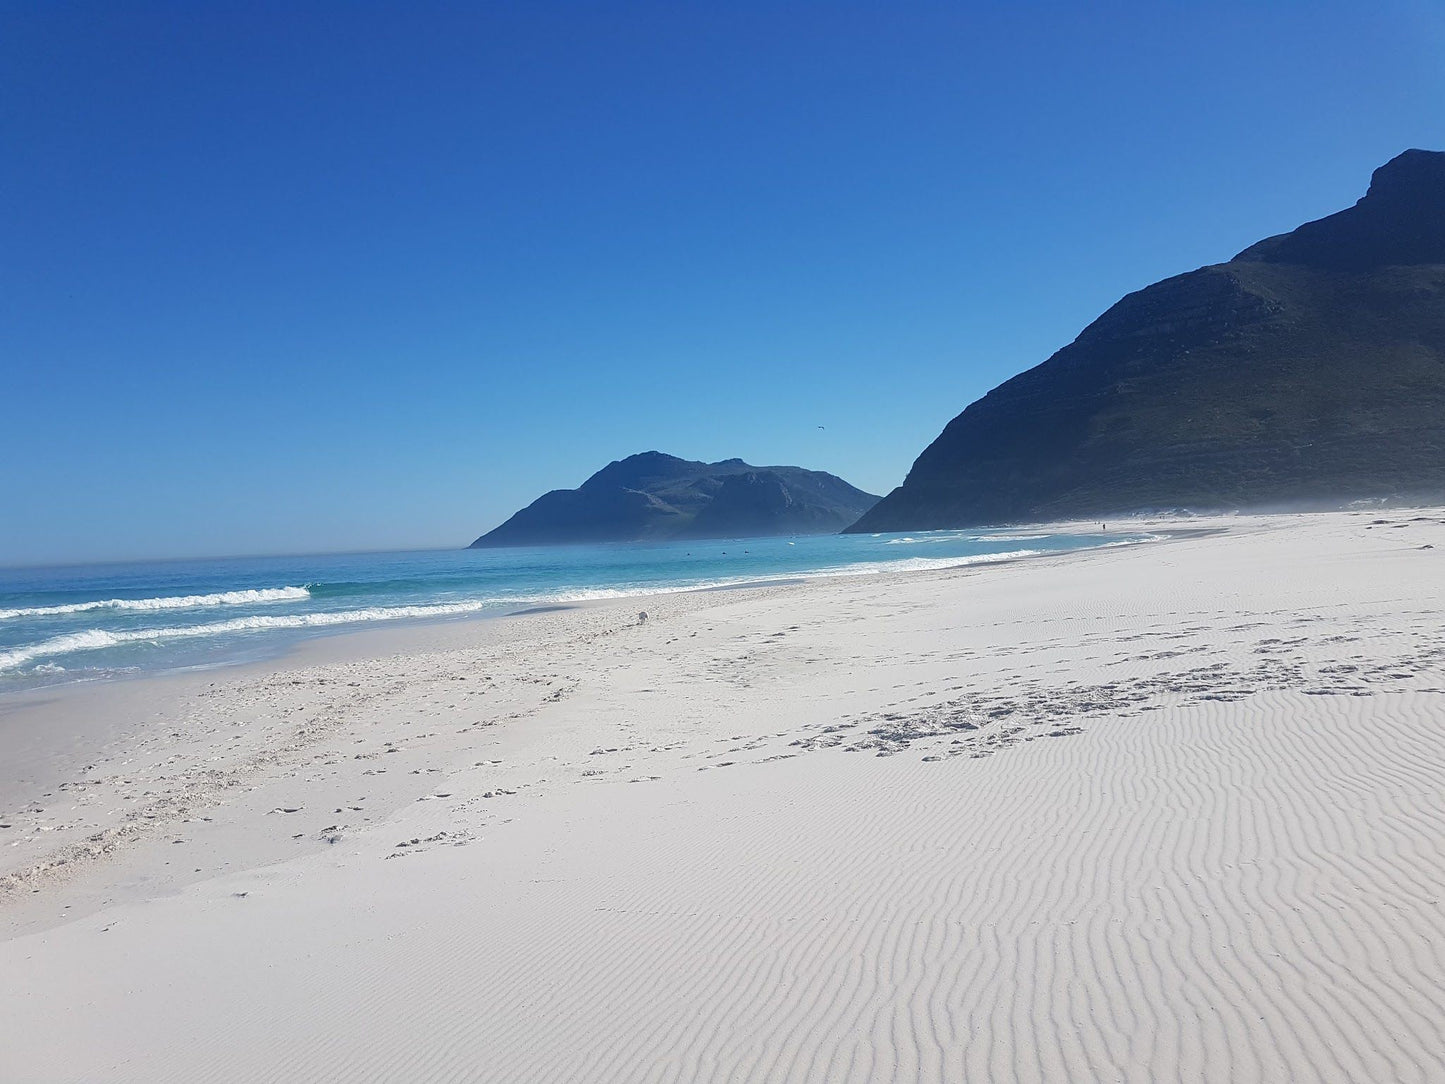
<box><xmin>1235</xmin><ymin>149</ymin><xmax>1445</xmax><ymax>271</ymax></box>
<box><xmin>471</xmin><ymin>453</ymin><xmax>879</xmax><ymax>547</ymax></box>
<box><xmin>848</xmin><ymin>149</ymin><xmax>1445</xmax><ymax>532</ymax></box>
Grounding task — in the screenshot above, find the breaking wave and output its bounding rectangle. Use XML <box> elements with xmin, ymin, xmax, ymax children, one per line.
<box><xmin>0</xmin><ymin>599</ymin><xmax>496</xmax><ymax>672</ymax></box>
<box><xmin>542</xmin><ymin>548</ymin><xmax>1050</xmax><ymax>599</ymax></box>
<box><xmin>0</xmin><ymin>586</ymin><xmax>311</xmax><ymax>621</ymax></box>
<box><xmin>883</xmin><ymin>534</ymin><xmax>974</xmax><ymax>545</ymax></box>
<box><xmin>797</xmin><ymin>548</ymin><xmax>1044</xmax><ymax>578</ymax></box>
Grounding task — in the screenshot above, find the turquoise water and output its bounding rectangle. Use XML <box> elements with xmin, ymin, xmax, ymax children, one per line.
<box><xmin>0</xmin><ymin>529</ymin><xmax>1150</xmax><ymax>690</ymax></box>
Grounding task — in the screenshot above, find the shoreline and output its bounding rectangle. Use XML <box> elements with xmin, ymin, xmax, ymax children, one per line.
<box><xmin>0</xmin><ymin>518</ymin><xmax>1202</xmax><ymax>913</ymax></box>
<box><xmin>6</xmin><ymin>507</ymin><xmax>1443</xmax><ymax>1082</ymax></box>
<box><xmin>0</xmin><ymin>521</ymin><xmax>1194</xmax><ymax>794</ymax></box>
<box><xmin>0</xmin><ymin>522</ymin><xmax>1174</xmax><ymax>703</ymax></box>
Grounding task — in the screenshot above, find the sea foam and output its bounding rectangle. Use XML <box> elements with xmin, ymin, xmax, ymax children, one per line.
<box><xmin>0</xmin><ymin>598</ymin><xmax>498</xmax><ymax>672</ymax></box>
<box><xmin>0</xmin><ymin>586</ymin><xmax>311</xmax><ymax>621</ymax></box>
<box><xmin>538</xmin><ymin>548</ymin><xmax>1051</xmax><ymax>600</ymax></box>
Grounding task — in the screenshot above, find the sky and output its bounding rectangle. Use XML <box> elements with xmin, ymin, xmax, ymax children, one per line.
<box><xmin>3</xmin><ymin>1</ymin><xmax>1444</xmax><ymax>564</ymax></box>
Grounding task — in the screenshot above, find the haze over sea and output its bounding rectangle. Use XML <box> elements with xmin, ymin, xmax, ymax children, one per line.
<box><xmin>0</xmin><ymin>529</ymin><xmax>1146</xmax><ymax>690</ymax></box>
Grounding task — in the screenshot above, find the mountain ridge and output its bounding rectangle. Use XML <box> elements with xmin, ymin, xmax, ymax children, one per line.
<box><xmin>847</xmin><ymin>148</ymin><xmax>1445</xmax><ymax>532</ymax></box>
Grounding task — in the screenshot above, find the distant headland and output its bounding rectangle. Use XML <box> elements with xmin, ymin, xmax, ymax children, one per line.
<box><xmin>471</xmin><ymin>451</ymin><xmax>880</xmax><ymax>547</ymax></box>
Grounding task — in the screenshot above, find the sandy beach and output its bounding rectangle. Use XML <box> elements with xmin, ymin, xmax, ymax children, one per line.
<box><xmin>3</xmin><ymin>509</ymin><xmax>1444</xmax><ymax>1082</ymax></box>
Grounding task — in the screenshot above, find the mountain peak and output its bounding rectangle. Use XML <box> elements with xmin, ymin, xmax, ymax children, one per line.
<box><xmin>1235</xmin><ymin>148</ymin><xmax>1445</xmax><ymax>270</ymax></box>
<box><xmin>581</xmin><ymin>451</ymin><xmax>697</xmax><ymax>491</ymax></box>
<box><xmin>1365</xmin><ymin>148</ymin><xmax>1445</xmax><ymax>205</ymax></box>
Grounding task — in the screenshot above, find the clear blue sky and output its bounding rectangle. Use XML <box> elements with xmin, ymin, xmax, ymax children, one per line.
<box><xmin>4</xmin><ymin>2</ymin><xmax>1443</xmax><ymax>564</ymax></box>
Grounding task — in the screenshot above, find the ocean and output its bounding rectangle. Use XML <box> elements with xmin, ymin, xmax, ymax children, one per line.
<box><xmin>0</xmin><ymin>528</ymin><xmax>1151</xmax><ymax>691</ymax></box>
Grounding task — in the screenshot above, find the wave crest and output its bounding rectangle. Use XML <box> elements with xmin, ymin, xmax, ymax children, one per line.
<box><xmin>0</xmin><ymin>599</ymin><xmax>498</xmax><ymax>672</ymax></box>
<box><xmin>0</xmin><ymin>586</ymin><xmax>311</xmax><ymax>621</ymax></box>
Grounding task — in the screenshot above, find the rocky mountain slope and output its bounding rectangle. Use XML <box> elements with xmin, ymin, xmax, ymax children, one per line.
<box><xmin>848</xmin><ymin>149</ymin><xmax>1445</xmax><ymax>531</ymax></box>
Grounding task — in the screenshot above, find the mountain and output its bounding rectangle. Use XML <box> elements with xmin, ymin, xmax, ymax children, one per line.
<box><xmin>848</xmin><ymin>149</ymin><xmax>1445</xmax><ymax>533</ymax></box>
<box><xmin>470</xmin><ymin>452</ymin><xmax>880</xmax><ymax>547</ymax></box>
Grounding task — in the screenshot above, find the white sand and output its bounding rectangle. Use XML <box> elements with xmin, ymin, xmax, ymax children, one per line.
<box><xmin>3</xmin><ymin>509</ymin><xmax>1444</xmax><ymax>1082</ymax></box>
